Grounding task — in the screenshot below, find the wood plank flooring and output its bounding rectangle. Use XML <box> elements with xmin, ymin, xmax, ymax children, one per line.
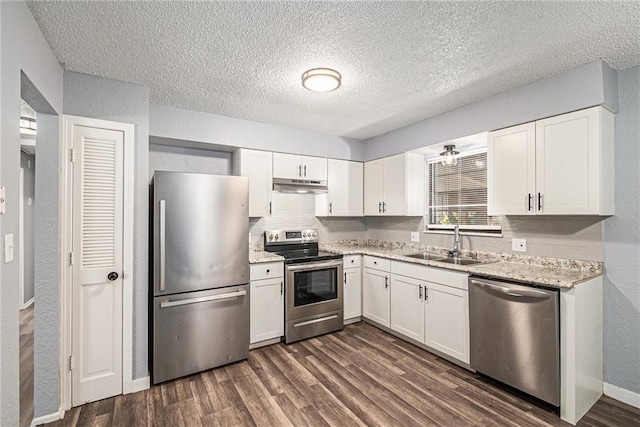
<box><xmin>44</xmin><ymin>322</ymin><xmax>640</xmax><ymax>426</ymax></box>
<box><xmin>21</xmin><ymin>303</ymin><xmax>34</xmax><ymax>427</ymax></box>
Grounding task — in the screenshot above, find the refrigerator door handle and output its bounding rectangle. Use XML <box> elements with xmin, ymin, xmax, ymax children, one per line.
<box><xmin>160</xmin><ymin>290</ymin><xmax>247</xmax><ymax>308</ymax></box>
<box><xmin>159</xmin><ymin>199</ymin><xmax>166</xmax><ymax>292</ymax></box>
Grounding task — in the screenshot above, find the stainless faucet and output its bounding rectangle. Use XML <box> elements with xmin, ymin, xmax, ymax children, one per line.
<box><xmin>449</xmin><ymin>224</ymin><xmax>460</xmax><ymax>258</ymax></box>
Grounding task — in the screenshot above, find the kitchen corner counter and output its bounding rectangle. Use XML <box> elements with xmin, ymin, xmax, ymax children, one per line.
<box><xmin>249</xmin><ymin>250</ymin><xmax>284</xmax><ymax>264</ymax></box>
<box><xmin>319</xmin><ymin>241</ymin><xmax>602</xmax><ymax>289</ymax></box>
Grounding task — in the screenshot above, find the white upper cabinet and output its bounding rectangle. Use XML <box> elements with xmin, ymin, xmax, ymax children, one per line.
<box><xmin>232</xmin><ymin>149</ymin><xmax>273</xmax><ymax>217</ymax></box>
<box><xmin>488</xmin><ymin>123</ymin><xmax>536</xmax><ymax>215</ymax></box>
<box><xmin>316</xmin><ymin>159</ymin><xmax>363</xmax><ymax>217</ymax></box>
<box><xmin>273</xmin><ymin>153</ymin><xmax>327</xmax><ymax>181</ymax></box>
<box><xmin>364</xmin><ymin>153</ymin><xmax>424</xmax><ymax>216</ymax></box>
<box><xmin>488</xmin><ymin>106</ymin><xmax>614</xmax><ymax>216</ymax></box>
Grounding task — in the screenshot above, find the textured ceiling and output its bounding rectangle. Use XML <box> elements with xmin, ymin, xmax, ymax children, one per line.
<box><xmin>27</xmin><ymin>1</ymin><xmax>640</xmax><ymax>140</ymax></box>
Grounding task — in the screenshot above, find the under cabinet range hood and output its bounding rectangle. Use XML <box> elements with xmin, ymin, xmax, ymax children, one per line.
<box><xmin>272</xmin><ymin>178</ymin><xmax>328</xmax><ymax>194</ymax></box>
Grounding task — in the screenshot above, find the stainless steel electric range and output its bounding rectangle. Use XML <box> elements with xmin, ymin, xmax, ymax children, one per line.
<box><xmin>264</xmin><ymin>229</ymin><xmax>344</xmax><ymax>344</ymax></box>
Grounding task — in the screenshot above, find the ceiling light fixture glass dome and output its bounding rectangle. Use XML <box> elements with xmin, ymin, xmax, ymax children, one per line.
<box><xmin>302</xmin><ymin>68</ymin><xmax>341</xmax><ymax>92</ymax></box>
<box><xmin>440</xmin><ymin>144</ymin><xmax>460</xmax><ymax>167</ymax></box>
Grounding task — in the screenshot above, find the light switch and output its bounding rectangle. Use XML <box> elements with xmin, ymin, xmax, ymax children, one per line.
<box><xmin>411</xmin><ymin>232</ymin><xmax>420</xmax><ymax>242</ymax></box>
<box><xmin>4</xmin><ymin>234</ymin><xmax>14</xmax><ymax>263</ymax></box>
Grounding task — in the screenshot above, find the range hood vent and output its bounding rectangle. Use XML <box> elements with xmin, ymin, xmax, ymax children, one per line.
<box><xmin>272</xmin><ymin>178</ymin><xmax>328</xmax><ymax>194</ymax></box>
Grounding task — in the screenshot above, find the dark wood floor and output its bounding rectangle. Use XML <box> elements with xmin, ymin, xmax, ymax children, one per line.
<box><xmin>21</xmin><ymin>303</ymin><xmax>34</xmax><ymax>427</ymax></box>
<box><xmin>44</xmin><ymin>322</ymin><xmax>639</xmax><ymax>427</ymax></box>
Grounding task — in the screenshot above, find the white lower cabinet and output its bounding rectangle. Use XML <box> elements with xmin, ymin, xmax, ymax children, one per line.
<box><xmin>362</xmin><ymin>260</ymin><xmax>390</xmax><ymax>327</ymax></box>
<box><xmin>424</xmin><ymin>282</ymin><xmax>469</xmax><ymax>364</ymax></box>
<box><xmin>390</xmin><ymin>274</ymin><xmax>424</xmax><ymax>342</ymax></box>
<box><xmin>388</xmin><ymin>261</ymin><xmax>470</xmax><ymax>364</ymax></box>
<box><xmin>249</xmin><ymin>262</ymin><xmax>284</xmax><ymax>344</ymax></box>
<box><xmin>343</xmin><ymin>255</ymin><xmax>362</xmax><ymax>321</ymax></box>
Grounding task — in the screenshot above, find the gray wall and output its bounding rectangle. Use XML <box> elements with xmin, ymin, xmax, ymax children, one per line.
<box><xmin>364</xmin><ymin>61</ymin><xmax>618</xmax><ymax>160</ymax></box>
<box><xmin>63</xmin><ymin>71</ymin><xmax>150</xmax><ymax>380</ymax></box>
<box><xmin>21</xmin><ymin>152</ymin><xmax>35</xmax><ymax>304</ymax></box>
<box><xmin>367</xmin><ymin>216</ymin><xmax>604</xmax><ymax>261</ymax></box>
<box><xmin>0</xmin><ymin>2</ymin><xmax>63</xmax><ymax>424</ymax></box>
<box><xmin>33</xmin><ymin>114</ymin><xmax>60</xmax><ymax>416</ymax></box>
<box><xmin>603</xmin><ymin>66</ymin><xmax>640</xmax><ymax>393</ymax></box>
<box><xmin>150</xmin><ymin>104</ymin><xmax>366</xmax><ymax>161</ymax></box>
<box><xmin>149</xmin><ymin>144</ymin><xmax>231</xmax><ymax>177</ymax></box>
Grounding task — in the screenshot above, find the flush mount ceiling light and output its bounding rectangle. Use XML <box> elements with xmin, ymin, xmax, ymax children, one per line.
<box><xmin>301</xmin><ymin>68</ymin><xmax>341</xmax><ymax>92</ymax></box>
<box><xmin>440</xmin><ymin>144</ymin><xmax>460</xmax><ymax>167</ymax></box>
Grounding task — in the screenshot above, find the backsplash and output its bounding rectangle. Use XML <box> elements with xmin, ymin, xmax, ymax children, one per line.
<box><xmin>366</xmin><ymin>215</ymin><xmax>604</xmax><ymax>262</ymax></box>
<box><xmin>250</xmin><ymin>193</ymin><xmax>366</xmax><ymax>249</ymax></box>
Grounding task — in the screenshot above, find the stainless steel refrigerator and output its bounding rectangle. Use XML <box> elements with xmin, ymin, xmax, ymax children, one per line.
<box><xmin>151</xmin><ymin>171</ymin><xmax>249</xmax><ymax>384</ymax></box>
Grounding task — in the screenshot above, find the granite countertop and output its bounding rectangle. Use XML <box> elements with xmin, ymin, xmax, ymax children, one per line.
<box><xmin>249</xmin><ymin>250</ymin><xmax>284</xmax><ymax>264</ymax></box>
<box><xmin>319</xmin><ymin>241</ymin><xmax>602</xmax><ymax>289</ymax></box>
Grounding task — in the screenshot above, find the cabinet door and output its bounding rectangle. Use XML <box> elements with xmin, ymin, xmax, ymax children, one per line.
<box><xmin>325</xmin><ymin>159</ymin><xmax>348</xmax><ymax>216</ymax></box>
<box><xmin>302</xmin><ymin>156</ymin><xmax>327</xmax><ymax>181</ymax></box>
<box><xmin>238</xmin><ymin>149</ymin><xmax>272</xmax><ymax>217</ymax></box>
<box><xmin>344</xmin><ymin>267</ymin><xmax>362</xmax><ymax>320</ymax></box>
<box><xmin>273</xmin><ymin>153</ymin><xmax>302</xmax><ymax>179</ymax></box>
<box><xmin>390</xmin><ymin>275</ymin><xmax>424</xmax><ymax>342</ymax></box>
<box><xmin>535</xmin><ymin>107</ymin><xmax>600</xmax><ymax>214</ymax></box>
<box><xmin>250</xmin><ymin>278</ymin><xmax>284</xmax><ymax>344</ymax></box>
<box><xmin>364</xmin><ymin>159</ymin><xmax>384</xmax><ymax>216</ymax></box>
<box><xmin>362</xmin><ymin>268</ymin><xmax>390</xmax><ymax>327</ymax></box>
<box><xmin>325</xmin><ymin>159</ymin><xmax>363</xmax><ymax>217</ymax></box>
<box><xmin>424</xmin><ymin>282</ymin><xmax>469</xmax><ymax>363</ymax></box>
<box><xmin>383</xmin><ymin>154</ymin><xmax>406</xmax><ymax>215</ymax></box>
<box><xmin>346</xmin><ymin>161</ymin><xmax>364</xmax><ymax>216</ymax></box>
<box><xmin>488</xmin><ymin>123</ymin><xmax>536</xmax><ymax>215</ymax></box>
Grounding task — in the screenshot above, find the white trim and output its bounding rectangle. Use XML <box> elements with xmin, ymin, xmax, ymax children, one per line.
<box><xmin>59</xmin><ymin>115</ymin><xmax>136</xmax><ymax>408</ymax></box>
<box><xmin>19</xmin><ymin>168</ymin><xmax>25</xmax><ymax>308</ymax></box>
<box><xmin>130</xmin><ymin>376</ymin><xmax>151</xmax><ymax>394</ymax></box>
<box><xmin>30</xmin><ymin>408</ymin><xmax>64</xmax><ymax>427</ymax></box>
<box><xmin>604</xmin><ymin>382</ymin><xmax>640</xmax><ymax>409</ymax></box>
<box><xmin>21</xmin><ymin>297</ymin><xmax>34</xmax><ymax>310</ymax></box>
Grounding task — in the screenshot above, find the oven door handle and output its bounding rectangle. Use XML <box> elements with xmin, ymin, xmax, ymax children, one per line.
<box><xmin>286</xmin><ymin>259</ymin><xmax>343</xmax><ymax>272</ymax></box>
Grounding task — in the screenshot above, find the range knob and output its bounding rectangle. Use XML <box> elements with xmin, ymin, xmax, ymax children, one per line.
<box><xmin>274</xmin><ymin>234</ymin><xmax>279</xmax><ymax>241</ymax></box>
<box><xmin>312</xmin><ymin>231</ymin><xmax>317</xmax><ymax>237</ymax></box>
<box><xmin>268</xmin><ymin>234</ymin><xmax>274</xmax><ymax>240</ymax></box>
<box><xmin>303</xmin><ymin>233</ymin><xmax>307</xmax><ymax>238</ymax></box>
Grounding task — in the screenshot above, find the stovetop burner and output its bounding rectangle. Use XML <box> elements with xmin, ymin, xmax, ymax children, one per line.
<box><xmin>264</xmin><ymin>229</ymin><xmax>342</xmax><ymax>264</ymax></box>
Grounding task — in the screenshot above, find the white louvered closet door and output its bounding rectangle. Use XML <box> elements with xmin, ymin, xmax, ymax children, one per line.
<box><xmin>71</xmin><ymin>125</ymin><xmax>124</xmax><ymax>406</ymax></box>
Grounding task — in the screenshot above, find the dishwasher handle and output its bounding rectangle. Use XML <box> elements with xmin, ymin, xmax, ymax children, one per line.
<box><xmin>470</xmin><ymin>279</ymin><xmax>551</xmax><ymax>300</ymax></box>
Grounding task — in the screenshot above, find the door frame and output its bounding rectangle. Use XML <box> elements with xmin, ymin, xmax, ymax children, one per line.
<box><xmin>59</xmin><ymin>115</ymin><xmax>135</xmax><ymax>410</ymax></box>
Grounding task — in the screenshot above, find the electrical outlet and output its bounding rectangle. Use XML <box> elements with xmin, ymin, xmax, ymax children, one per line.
<box><xmin>512</xmin><ymin>238</ymin><xmax>527</xmax><ymax>252</ymax></box>
<box><xmin>411</xmin><ymin>232</ymin><xmax>420</xmax><ymax>242</ymax></box>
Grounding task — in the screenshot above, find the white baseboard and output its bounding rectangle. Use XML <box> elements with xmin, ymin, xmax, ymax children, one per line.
<box><xmin>31</xmin><ymin>407</ymin><xmax>64</xmax><ymax>427</ymax></box>
<box><xmin>604</xmin><ymin>382</ymin><xmax>640</xmax><ymax>409</ymax></box>
<box><xmin>131</xmin><ymin>376</ymin><xmax>150</xmax><ymax>394</ymax></box>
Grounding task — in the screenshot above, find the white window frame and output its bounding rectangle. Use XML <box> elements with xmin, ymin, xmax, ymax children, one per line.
<box><xmin>425</xmin><ymin>147</ymin><xmax>501</xmax><ymax>233</ymax></box>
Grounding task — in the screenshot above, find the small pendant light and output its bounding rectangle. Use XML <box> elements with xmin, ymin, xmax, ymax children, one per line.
<box><xmin>440</xmin><ymin>144</ymin><xmax>459</xmax><ymax>167</ymax></box>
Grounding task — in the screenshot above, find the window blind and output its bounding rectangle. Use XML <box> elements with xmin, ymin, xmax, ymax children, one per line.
<box><xmin>427</xmin><ymin>150</ymin><xmax>501</xmax><ymax>231</ymax></box>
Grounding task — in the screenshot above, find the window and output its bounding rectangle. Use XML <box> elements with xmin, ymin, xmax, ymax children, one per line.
<box><xmin>427</xmin><ymin>149</ymin><xmax>501</xmax><ymax>232</ymax></box>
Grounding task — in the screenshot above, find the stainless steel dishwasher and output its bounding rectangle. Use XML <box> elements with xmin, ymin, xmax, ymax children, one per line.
<box><xmin>469</xmin><ymin>277</ymin><xmax>560</xmax><ymax>406</ymax></box>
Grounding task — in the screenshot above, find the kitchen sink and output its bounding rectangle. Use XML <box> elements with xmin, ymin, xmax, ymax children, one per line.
<box><xmin>433</xmin><ymin>257</ymin><xmax>484</xmax><ymax>266</ymax></box>
<box><xmin>404</xmin><ymin>253</ymin><xmax>447</xmax><ymax>261</ymax></box>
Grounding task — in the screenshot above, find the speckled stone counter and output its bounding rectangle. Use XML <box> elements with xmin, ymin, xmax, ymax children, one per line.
<box><xmin>249</xmin><ymin>250</ymin><xmax>283</xmax><ymax>264</ymax></box>
<box><xmin>319</xmin><ymin>240</ymin><xmax>602</xmax><ymax>289</ymax></box>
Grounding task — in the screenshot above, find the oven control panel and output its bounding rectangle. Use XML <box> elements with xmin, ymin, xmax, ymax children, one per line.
<box><xmin>264</xmin><ymin>229</ymin><xmax>318</xmax><ymax>243</ymax></box>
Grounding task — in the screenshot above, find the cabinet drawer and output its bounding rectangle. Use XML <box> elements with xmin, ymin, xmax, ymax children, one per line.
<box><xmin>343</xmin><ymin>255</ymin><xmax>361</xmax><ymax>268</ymax></box>
<box><xmin>391</xmin><ymin>261</ymin><xmax>468</xmax><ymax>290</ymax></box>
<box><xmin>250</xmin><ymin>262</ymin><xmax>284</xmax><ymax>281</ymax></box>
<box><xmin>363</xmin><ymin>256</ymin><xmax>391</xmax><ymax>271</ymax></box>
